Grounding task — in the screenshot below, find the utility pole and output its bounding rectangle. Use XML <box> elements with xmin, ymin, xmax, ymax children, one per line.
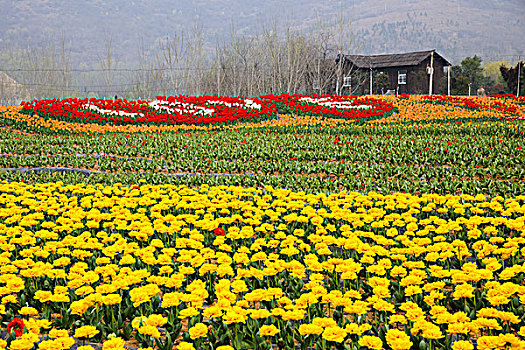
<box><xmin>428</xmin><ymin>51</ymin><xmax>434</xmax><ymax>95</ymax></box>
<box><xmin>317</xmin><ymin>57</ymin><xmax>321</xmax><ymax>94</ymax></box>
<box><xmin>369</xmin><ymin>67</ymin><xmax>373</xmax><ymax>95</ymax></box>
<box><xmin>447</xmin><ymin>65</ymin><xmax>451</xmax><ymax>96</ymax></box>
<box><xmin>517</xmin><ymin>55</ymin><xmax>521</xmax><ymax>97</ymax></box>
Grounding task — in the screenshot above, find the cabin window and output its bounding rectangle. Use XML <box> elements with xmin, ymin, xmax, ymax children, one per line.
<box><xmin>343</xmin><ymin>75</ymin><xmax>352</xmax><ymax>87</ymax></box>
<box><xmin>398</xmin><ymin>70</ymin><xmax>407</xmax><ymax>85</ymax></box>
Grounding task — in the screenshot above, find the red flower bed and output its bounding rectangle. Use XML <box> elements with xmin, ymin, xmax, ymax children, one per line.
<box><xmin>260</xmin><ymin>93</ymin><xmax>396</xmax><ymax>122</ymax></box>
<box><xmin>20</xmin><ymin>96</ymin><xmax>277</xmax><ymax>126</ymax></box>
<box><xmin>488</xmin><ymin>93</ymin><xmax>525</xmax><ymax>102</ymax></box>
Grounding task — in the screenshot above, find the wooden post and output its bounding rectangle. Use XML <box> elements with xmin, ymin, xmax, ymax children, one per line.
<box><xmin>428</xmin><ymin>51</ymin><xmax>434</xmax><ymax>95</ymax></box>
<box><xmin>517</xmin><ymin>56</ymin><xmax>521</xmax><ymax>97</ymax></box>
<box><xmin>447</xmin><ymin>65</ymin><xmax>451</xmax><ymax>96</ymax></box>
<box><xmin>369</xmin><ymin>67</ymin><xmax>373</xmax><ymax>95</ymax></box>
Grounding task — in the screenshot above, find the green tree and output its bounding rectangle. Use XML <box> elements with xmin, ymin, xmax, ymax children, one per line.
<box><xmin>483</xmin><ymin>60</ymin><xmax>507</xmax><ymax>84</ymax></box>
<box><xmin>460</xmin><ymin>55</ymin><xmax>484</xmax><ymax>90</ymax></box>
<box><xmin>453</xmin><ymin>74</ymin><xmax>470</xmax><ymax>95</ymax></box>
<box><xmin>451</xmin><ymin>56</ymin><xmax>488</xmax><ymax>95</ymax></box>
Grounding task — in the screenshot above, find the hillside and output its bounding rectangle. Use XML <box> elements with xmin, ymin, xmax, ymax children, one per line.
<box><xmin>0</xmin><ymin>0</ymin><xmax>523</xmax><ymax>65</ymax></box>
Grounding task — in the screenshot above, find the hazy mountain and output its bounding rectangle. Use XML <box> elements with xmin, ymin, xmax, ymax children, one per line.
<box><xmin>0</xmin><ymin>0</ymin><xmax>523</xmax><ymax>65</ymax></box>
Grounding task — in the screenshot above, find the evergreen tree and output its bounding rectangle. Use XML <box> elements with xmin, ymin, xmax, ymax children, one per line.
<box><xmin>451</xmin><ymin>56</ymin><xmax>487</xmax><ymax>95</ymax></box>
<box><xmin>460</xmin><ymin>56</ymin><xmax>485</xmax><ymax>90</ymax></box>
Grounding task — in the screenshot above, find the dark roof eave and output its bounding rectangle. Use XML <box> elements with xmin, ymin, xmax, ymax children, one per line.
<box><xmin>343</xmin><ymin>50</ymin><xmax>451</xmax><ymax>69</ymax></box>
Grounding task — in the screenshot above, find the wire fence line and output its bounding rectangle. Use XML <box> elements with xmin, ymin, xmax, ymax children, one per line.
<box><xmin>0</xmin><ymin>81</ymin><xmax>143</xmax><ymax>88</ymax></box>
<box><xmin>0</xmin><ymin>67</ymin><xmax>225</xmax><ymax>72</ymax></box>
<box><xmin>1</xmin><ymin>51</ymin><xmax>522</xmax><ymax>104</ymax></box>
<box><xmin>2</xmin><ymin>54</ymin><xmax>524</xmax><ymax>73</ymax></box>
<box><xmin>0</xmin><ymin>60</ymin><xmax>347</xmax><ymax>103</ymax></box>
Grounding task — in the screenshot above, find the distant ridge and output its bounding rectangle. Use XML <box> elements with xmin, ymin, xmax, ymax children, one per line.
<box><xmin>0</xmin><ymin>0</ymin><xmax>523</xmax><ymax>65</ymax></box>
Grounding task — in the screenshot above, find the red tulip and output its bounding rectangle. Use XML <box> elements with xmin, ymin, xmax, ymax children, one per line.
<box><xmin>214</xmin><ymin>228</ymin><xmax>225</xmax><ymax>236</ymax></box>
<box><xmin>7</xmin><ymin>318</ymin><xmax>24</xmax><ymax>337</ymax></box>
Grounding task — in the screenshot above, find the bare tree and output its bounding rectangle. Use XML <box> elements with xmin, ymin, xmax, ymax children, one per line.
<box><xmin>129</xmin><ymin>36</ymin><xmax>157</xmax><ymax>99</ymax></box>
<box><xmin>185</xmin><ymin>23</ymin><xmax>206</xmax><ymax>95</ymax></box>
<box><xmin>2</xmin><ymin>39</ymin><xmax>75</xmax><ymax>100</ymax></box>
<box><xmin>156</xmin><ymin>32</ymin><xmax>185</xmax><ymax>94</ymax></box>
<box><xmin>0</xmin><ymin>16</ymin><xmax>367</xmax><ymax>100</ymax></box>
<box><xmin>98</xmin><ymin>34</ymin><xmax>115</xmax><ymax>98</ymax></box>
<box><xmin>58</xmin><ymin>32</ymin><xmax>71</xmax><ymax>98</ymax></box>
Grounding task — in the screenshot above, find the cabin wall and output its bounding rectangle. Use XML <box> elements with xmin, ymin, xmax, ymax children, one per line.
<box><xmin>341</xmin><ymin>54</ymin><xmax>450</xmax><ymax>95</ymax></box>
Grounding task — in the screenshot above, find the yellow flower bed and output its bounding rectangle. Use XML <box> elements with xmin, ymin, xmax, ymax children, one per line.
<box><xmin>0</xmin><ymin>182</ymin><xmax>524</xmax><ymax>349</ymax></box>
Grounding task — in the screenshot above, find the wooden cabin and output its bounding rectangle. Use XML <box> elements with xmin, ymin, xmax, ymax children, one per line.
<box><xmin>336</xmin><ymin>49</ymin><xmax>452</xmax><ymax>95</ymax></box>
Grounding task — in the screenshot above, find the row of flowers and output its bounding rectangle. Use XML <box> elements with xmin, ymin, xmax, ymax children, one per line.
<box><xmin>19</xmin><ymin>96</ymin><xmax>278</xmax><ymax>126</ymax></box>
<box><xmin>420</xmin><ymin>95</ymin><xmax>525</xmax><ymax>120</ymax></box>
<box><xmin>260</xmin><ymin>94</ymin><xmax>396</xmax><ymax>122</ymax></box>
<box><xmin>17</xmin><ymin>94</ymin><xmax>400</xmax><ymax>127</ymax></box>
<box><xmin>0</xmin><ymin>182</ymin><xmax>524</xmax><ymax>349</ymax></box>
<box><xmin>1</xmin><ymin>95</ymin><xmax>524</xmax><ymax>350</ymax></box>
<box><xmin>5</xmin><ymin>96</ymin><xmax>522</xmax><ymax>136</ymax></box>
<box><xmin>0</xmin><ymin>112</ymin><xmax>523</xmax><ymax>195</ymax></box>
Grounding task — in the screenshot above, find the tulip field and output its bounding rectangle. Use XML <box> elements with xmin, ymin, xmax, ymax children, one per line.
<box><xmin>0</xmin><ymin>94</ymin><xmax>524</xmax><ymax>350</ymax></box>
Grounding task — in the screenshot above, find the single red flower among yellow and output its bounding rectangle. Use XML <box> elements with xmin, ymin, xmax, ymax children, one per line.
<box><xmin>7</xmin><ymin>318</ymin><xmax>25</xmax><ymax>337</ymax></box>
<box><xmin>214</xmin><ymin>228</ymin><xmax>225</xmax><ymax>236</ymax></box>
